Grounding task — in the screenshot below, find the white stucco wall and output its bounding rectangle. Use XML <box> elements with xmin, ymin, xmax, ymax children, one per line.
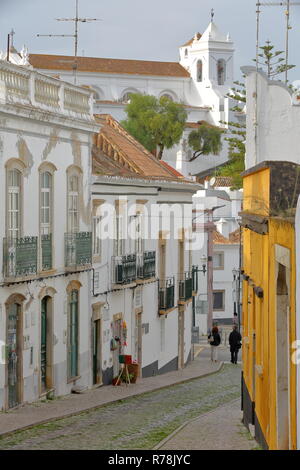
<box><xmin>243</xmin><ymin>66</ymin><xmax>300</xmax><ymax>170</ymax></box>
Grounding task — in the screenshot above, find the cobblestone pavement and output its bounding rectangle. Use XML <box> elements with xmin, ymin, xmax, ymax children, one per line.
<box><xmin>0</xmin><ymin>363</ymin><xmax>243</xmax><ymax>450</ymax></box>
<box><xmin>157</xmin><ymin>399</ymin><xmax>257</xmax><ymax>450</ymax></box>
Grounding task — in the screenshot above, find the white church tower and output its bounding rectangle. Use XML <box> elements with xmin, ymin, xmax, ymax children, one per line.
<box><xmin>179</xmin><ymin>20</ymin><xmax>234</xmax><ymax>91</ymax></box>
<box><xmin>179</xmin><ymin>16</ymin><xmax>234</xmax><ymax>129</ymax></box>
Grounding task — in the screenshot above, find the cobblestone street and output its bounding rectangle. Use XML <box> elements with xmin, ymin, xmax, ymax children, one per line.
<box><xmin>0</xmin><ymin>358</ymin><xmax>254</xmax><ymax>450</ymax></box>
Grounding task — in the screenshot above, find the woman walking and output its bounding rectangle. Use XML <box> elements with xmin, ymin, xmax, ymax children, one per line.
<box><xmin>208</xmin><ymin>326</ymin><xmax>221</xmax><ymax>362</ymax></box>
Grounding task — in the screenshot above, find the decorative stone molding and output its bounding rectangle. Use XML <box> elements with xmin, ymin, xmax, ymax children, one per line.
<box><xmin>5</xmin><ymin>293</ymin><xmax>26</xmax><ymax>305</ymax></box>
<box><xmin>38</xmin><ymin>286</ymin><xmax>57</xmax><ymax>299</ymax></box>
<box><xmin>66</xmin><ymin>280</ymin><xmax>82</xmax><ymax>293</ymax></box>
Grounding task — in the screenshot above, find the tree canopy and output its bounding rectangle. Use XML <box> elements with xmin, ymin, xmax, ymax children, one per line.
<box><xmin>218</xmin><ymin>80</ymin><xmax>246</xmax><ymax>190</ymax></box>
<box><xmin>253</xmin><ymin>40</ymin><xmax>295</xmax><ymax>79</ymax></box>
<box><xmin>121</xmin><ymin>93</ymin><xmax>187</xmax><ymax>159</ymax></box>
<box><xmin>188</xmin><ymin>124</ymin><xmax>223</xmax><ymax>161</ymax></box>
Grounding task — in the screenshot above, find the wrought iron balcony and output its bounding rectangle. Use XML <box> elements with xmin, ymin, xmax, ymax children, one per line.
<box><xmin>112</xmin><ymin>254</ymin><xmax>137</xmax><ymax>284</ymax></box>
<box><xmin>41</xmin><ymin>234</ymin><xmax>52</xmax><ymax>271</ymax></box>
<box><xmin>65</xmin><ymin>232</ymin><xmax>92</xmax><ymax>268</ymax></box>
<box><xmin>159</xmin><ymin>277</ymin><xmax>175</xmax><ymax>311</ymax></box>
<box><xmin>179</xmin><ymin>272</ymin><xmax>193</xmax><ymax>301</ymax></box>
<box><xmin>137</xmin><ymin>251</ymin><xmax>156</xmax><ymax>279</ymax></box>
<box><xmin>3</xmin><ymin>236</ymin><xmax>38</xmax><ymax>278</ymax></box>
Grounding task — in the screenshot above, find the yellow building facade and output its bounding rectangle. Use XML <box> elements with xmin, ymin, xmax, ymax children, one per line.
<box><xmin>241</xmin><ymin>161</ymin><xmax>300</xmax><ymax>449</ymax></box>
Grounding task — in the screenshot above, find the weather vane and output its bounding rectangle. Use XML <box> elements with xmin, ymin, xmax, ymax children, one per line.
<box><xmin>211</xmin><ymin>8</ymin><xmax>215</xmax><ymax>22</ymax></box>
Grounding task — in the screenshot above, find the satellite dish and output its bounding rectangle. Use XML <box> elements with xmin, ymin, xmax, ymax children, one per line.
<box><xmin>209</xmin><ymin>177</ymin><xmax>216</xmax><ymax>187</ymax></box>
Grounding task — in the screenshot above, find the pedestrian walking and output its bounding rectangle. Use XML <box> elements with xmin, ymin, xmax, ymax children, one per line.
<box><xmin>208</xmin><ymin>326</ymin><xmax>221</xmax><ymax>362</ymax></box>
<box><xmin>229</xmin><ymin>324</ymin><xmax>242</xmax><ymax>364</ymax></box>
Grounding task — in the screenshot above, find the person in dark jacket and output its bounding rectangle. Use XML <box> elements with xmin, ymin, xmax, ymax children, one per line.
<box><xmin>229</xmin><ymin>325</ymin><xmax>242</xmax><ymax>364</ymax></box>
<box><xmin>208</xmin><ymin>326</ymin><xmax>221</xmax><ymax>362</ymax></box>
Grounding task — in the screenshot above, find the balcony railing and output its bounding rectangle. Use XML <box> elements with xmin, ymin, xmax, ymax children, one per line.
<box><xmin>179</xmin><ymin>272</ymin><xmax>193</xmax><ymax>301</ymax></box>
<box><xmin>3</xmin><ymin>236</ymin><xmax>38</xmax><ymax>278</ymax></box>
<box><xmin>0</xmin><ymin>61</ymin><xmax>93</xmax><ymax>118</ymax></box>
<box><xmin>65</xmin><ymin>232</ymin><xmax>92</xmax><ymax>268</ymax></box>
<box><xmin>41</xmin><ymin>234</ymin><xmax>52</xmax><ymax>271</ymax></box>
<box><xmin>137</xmin><ymin>251</ymin><xmax>156</xmax><ymax>279</ymax></box>
<box><xmin>112</xmin><ymin>254</ymin><xmax>137</xmax><ymax>284</ymax></box>
<box><xmin>159</xmin><ymin>277</ymin><xmax>175</xmax><ymax>311</ymax></box>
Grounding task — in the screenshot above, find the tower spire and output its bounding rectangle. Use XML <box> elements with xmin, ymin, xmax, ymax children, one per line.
<box><xmin>211</xmin><ymin>8</ymin><xmax>215</xmax><ymax>22</ymax></box>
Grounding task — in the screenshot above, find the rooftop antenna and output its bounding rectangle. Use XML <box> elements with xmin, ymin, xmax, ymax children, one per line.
<box><xmin>37</xmin><ymin>0</ymin><xmax>102</xmax><ymax>84</ymax></box>
<box><xmin>256</xmin><ymin>1</ymin><xmax>300</xmax><ymax>84</ymax></box>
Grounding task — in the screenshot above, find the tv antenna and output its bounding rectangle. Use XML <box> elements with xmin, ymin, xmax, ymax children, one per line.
<box><xmin>37</xmin><ymin>0</ymin><xmax>102</xmax><ymax>84</ymax></box>
<box><xmin>256</xmin><ymin>1</ymin><xmax>300</xmax><ymax>84</ymax></box>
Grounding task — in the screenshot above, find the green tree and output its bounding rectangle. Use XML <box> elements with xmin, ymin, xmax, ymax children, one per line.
<box><xmin>253</xmin><ymin>40</ymin><xmax>295</xmax><ymax>79</ymax></box>
<box><xmin>121</xmin><ymin>94</ymin><xmax>187</xmax><ymax>159</ymax></box>
<box><xmin>218</xmin><ymin>80</ymin><xmax>246</xmax><ymax>190</ymax></box>
<box><xmin>188</xmin><ymin>124</ymin><xmax>223</xmax><ymax>162</ymax></box>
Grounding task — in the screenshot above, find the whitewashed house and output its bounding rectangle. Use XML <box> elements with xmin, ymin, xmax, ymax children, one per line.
<box><xmin>0</xmin><ymin>60</ymin><xmax>98</xmax><ymax>410</ymax></box>
<box><xmin>193</xmin><ymin>177</ymin><xmax>242</xmax><ymax>329</ymax></box>
<box><xmin>90</xmin><ymin>115</ymin><xmax>202</xmax><ymax>383</ymax></box>
<box><xmin>26</xmin><ymin>20</ymin><xmax>235</xmax><ymax>178</ymax></box>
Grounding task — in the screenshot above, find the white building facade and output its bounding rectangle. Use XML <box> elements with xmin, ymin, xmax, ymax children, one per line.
<box><xmin>0</xmin><ymin>60</ymin><xmax>97</xmax><ymax>410</ymax></box>
<box><xmin>90</xmin><ymin>116</ymin><xmax>203</xmax><ymax>383</ymax></box>
<box><xmin>27</xmin><ymin>20</ymin><xmax>235</xmax><ymax>178</ymax></box>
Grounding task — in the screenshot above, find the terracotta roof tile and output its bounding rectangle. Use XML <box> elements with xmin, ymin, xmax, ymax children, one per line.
<box><xmin>93</xmin><ymin>114</ymin><xmax>190</xmax><ymax>181</ymax></box>
<box><xmin>213</xmin><ymin>230</ymin><xmax>231</xmax><ymax>244</ymax></box>
<box><xmin>160</xmin><ymin>161</ymin><xmax>184</xmax><ymax>178</ymax></box>
<box><xmin>213</xmin><ymin>228</ymin><xmax>241</xmax><ymax>245</ymax></box>
<box><xmin>29</xmin><ymin>54</ymin><xmax>190</xmax><ymax>78</ymax></box>
<box><xmin>181</xmin><ymin>33</ymin><xmax>202</xmax><ymax>47</ymax></box>
<box><xmin>229</xmin><ymin>228</ymin><xmax>241</xmax><ymax>243</ymax></box>
<box><xmin>185</xmin><ymin>120</ymin><xmax>219</xmax><ymax>129</ymax></box>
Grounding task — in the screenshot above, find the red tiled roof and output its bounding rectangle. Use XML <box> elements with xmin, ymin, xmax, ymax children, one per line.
<box><xmin>181</xmin><ymin>33</ymin><xmax>202</xmax><ymax>47</ymax></box>
<box><xmin>93</xmin><ymin>114</ymin><xmax>190</xmax><ymax>181</ymax></box>
<box><xmin>29</xmin><ymin>54</ymin><xmax>190</xmax><ymax>78</ymax></box>
<box><xmin>229</xmin><ymin>228</ymin><xmax>241</xmax><ymax>243</ymax></box>
<box><xmin>213</xmin><ymin>229</ymin><xmax>241</xmax><ymax>245</ymax></box>
<box><xmin>185</xmin><ymin>120</ymin><xmax>219</xmax><ymax>129</ymax></box>
<box><xmin>160</xmin><ymin>161</ymin><xmax>184</xmax><ymax>178</ymax></box>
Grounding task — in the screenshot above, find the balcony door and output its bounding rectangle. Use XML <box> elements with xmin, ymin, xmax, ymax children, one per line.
<box><xmin>68</xmin><ymin>290</ymin><xmax>79</xmax><ymax>379</ymax></box>
<box><xmin>40</xmin><ymin>296</ymin><xmax>53</xmax><ymax>393</ymax></box>
<box><xmin>7</xmin><ymin>302</ymin><xmax>22</xmax><ymax>409</ymax></box>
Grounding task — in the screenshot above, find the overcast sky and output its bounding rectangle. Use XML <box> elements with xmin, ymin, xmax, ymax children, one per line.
<box><xmin>1</xmin><ymin>0</ymin><xmax>300</xmax><ymax>81</ymax></box>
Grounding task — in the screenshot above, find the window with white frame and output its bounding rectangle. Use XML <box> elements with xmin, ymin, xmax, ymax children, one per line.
<box><xmin>67</xmin><ymin>173</ymin><xmax>79</xmax><ymax>233</ymax></box>
<box><xmin>213</xmin><ymin>251</ymin><xmax>224</xmax><ymax>270</ymax></box>
<box><xmin>40</xmin><ymin>171</ymin><xmax>52</xmax><ymax>235</ymax></box>
<box><xmin>213</xmin><ymin>290</ymin><xmax>225</xmax><ymax>311</ymax></box>
<box><xmin>7</xmin><ymin>168</ymin><xmax>21</xmax><ymax>239</ymax></box>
